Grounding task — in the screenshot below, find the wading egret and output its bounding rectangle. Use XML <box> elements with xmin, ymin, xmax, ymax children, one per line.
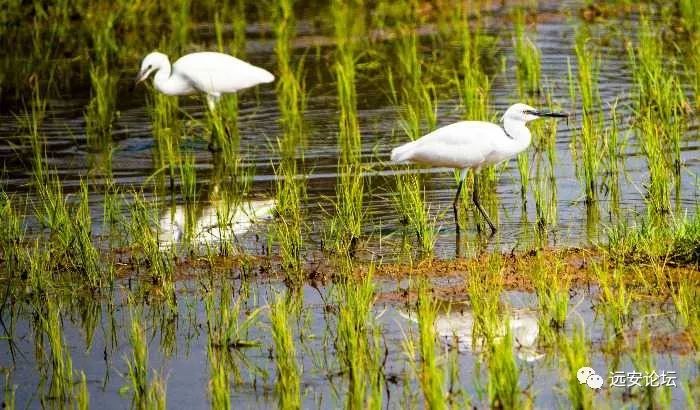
<box><xmin>390</xmin><ymin>103</ymin><xmax>568</xmax><ymax>234</ymax></box>
<box><xmin>135</xmin><ymin>51</ymin><xmax>275</xmax><ymax>111</ymax></box>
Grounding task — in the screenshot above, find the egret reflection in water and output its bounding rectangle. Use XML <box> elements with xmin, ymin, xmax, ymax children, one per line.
<box><xmin>398</xmin><ymin>303</ymin><xmax>543</xmax><ymax>362</ymax></box>
<box><xmin>158</xmin><ymin>198</ymin><xmax>275</xmax><ymax>249</ymax></box>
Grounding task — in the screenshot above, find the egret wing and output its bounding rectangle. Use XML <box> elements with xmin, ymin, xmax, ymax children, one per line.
<box><xmin>395</xmin><ymin>121</ymin><xmax>502</xmax><ymax>169</ymax></box>
<box><xmin>172</xmin><ymin>52</ymin><xmax>274</xmax><ymax>94</ymax></box>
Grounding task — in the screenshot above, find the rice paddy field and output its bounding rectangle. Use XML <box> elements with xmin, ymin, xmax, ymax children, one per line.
<box><xmin>1</xmin><ymin>0</ymin><xmax>700</xmax><ymax>408</ymax></box>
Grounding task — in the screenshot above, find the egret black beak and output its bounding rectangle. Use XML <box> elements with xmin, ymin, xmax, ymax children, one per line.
<box><xmin>135</xmin><ymin>70</ymin><xmax>148</xmax><ymax>85</ymax></box>
<box><xmin>527</xmin><ymin>110</ymin><xmax>569</xmax><ymax>118</ymax></box>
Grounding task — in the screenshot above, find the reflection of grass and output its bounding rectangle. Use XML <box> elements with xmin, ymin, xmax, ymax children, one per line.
<box><xmin>560</xmin><ymin>327</ymin><xmax>593</xmax><ymax>410</ymax></box>
<box><xmin>487</xmin><ymin>324</ymin><xmax>520</xmax><ymax>410</ymax></box>
<box><xmin>269</xmin><ymin>293</ymin><xmax>301</xmax><ymax>409</ymax></box>
<box><xmin>336</xmin><ymin>266</ymin><xmax>383</xmax><ymax>408</ymax></box>
<box><xmin>416</xmin><ymin>284</ymin><xmax>446</xmax><ymax>410</ymax></box>
<box><xmin>124</xmin><ymin>305</ymin><xmax>167</xmax><ymax>410</ymax></box>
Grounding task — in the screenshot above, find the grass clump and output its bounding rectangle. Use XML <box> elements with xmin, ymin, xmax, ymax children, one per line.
<box><xmin>606</xmin><ymin>212</ymin><xmax>700</xmax><ymax>266</ymax></box>
<box><xmin>628</xmin><ymin>15</ymin><xmax>688</xmax><ymax>215</ymax></box>
<box><xmin>572</xmin><ymin>26</ymin><xmax>602</xmax><ymax>204</ymax></box>
<box><xmin>336</xmin><ymin>266</ymin><xmax>383</xmax><ymax>409</ymax></box>
<box><xmin>327</xmin><ymin>0</ymin><xmax>366</xmax><ymax>256</ymax></box>
<box><xmin>128</xmin><ymin>193</ymin><xmax>174</xmax><ymax>293</ymax></box>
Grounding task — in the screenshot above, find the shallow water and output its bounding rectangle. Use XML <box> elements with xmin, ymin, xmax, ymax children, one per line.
<box><xmin>0</xmin><ymin>8</ymin><xmax>698</xmax><ymax>257</ymax></box>
<box><xmin>1</xmin><ymin>0</ymin><xmax>699</xmax><ymax>408</ymax></box>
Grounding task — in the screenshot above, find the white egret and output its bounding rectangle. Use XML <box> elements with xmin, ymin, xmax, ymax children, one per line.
<box><xmin>135</xmin><ymin>51</ymin><xmax>275</xmax><ymax>111</ymax></box>
<box><xmin>390</xmin><ymin>103</ymin><xmax>568</xmax><ymax>234</ymax></box>
<box><xmin>135</xmin><ymin>51</ymin><xmax>274</xmax><ymax>151</ymax></box>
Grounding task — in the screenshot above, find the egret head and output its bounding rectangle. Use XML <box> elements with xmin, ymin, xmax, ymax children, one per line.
<box><xmin>135</xmin><ymin>52</ymin><xmax>169</xmax><ymax>85</ymax></box>
<box><xmin>502</xmin><ymin>103</ymin><xmax>568</xmax><ymax>124</ymax></box>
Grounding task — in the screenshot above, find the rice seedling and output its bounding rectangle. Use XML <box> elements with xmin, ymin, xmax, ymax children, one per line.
<box><xmin>467</xmin><ymin>257</ymin><xmax>503</xmax><ymax>344</ymax></box>
<box><xmin>204</xmin><ymin>278</ymin><xmax>265</xmax><ymax>392</ymax></box>
<box><xmin>458</xmin><ymin>7</ymin><xmax>491</xmax><ymax>124</ymax></box>
<box><xmin>179</xmin><ymin>153</ymin><xmax>197</xmax><ymax>203</ymax></box>
<box><xmin>638</xmin><ymin>112</ymin><xmax>673</xmax><ymax>216</ymax></box>
<box><xmin>455</xmin><ymin>9</ymin><xmax>498</xmax><ymax>227</ymax></box>
<box><xmin>271</xmin><ymin>158</ymin><xmax>306</xmax><ymax>283</ymax></box>
<box><xmin>678</xmin><ymin>0</ymin><xmax>700</xmax><ymax>32</ymax></box>
<box><xmin>393</xmin><ymin>173</ymin><xmax>438</xmax><ymax>254</ymax></box>
<box><xmin>3</xmin><ymin>371</ymin><xmax>16</xmax><ymax>410</ymax></box>
<box><xmin>209</xmin><ymin>348</ymin><xmax>230</xmax><ymax>409</ymax></box>
<box><xmin>41</xmin><ymin>297</ymin><xmax>74</xmax><ymax>404</ymax></box>
<box><xmin>75</xmin><ymin>372</ymin><xmax>89</xmax><ymax>410</ymax></box>
<box><xmin>84</xmin><ymin>11</ymin><xmax>118</xmax><ymax>142</ymax></box>
<box><xmin>594</xmin><ymin>264</ymin><xmax>631</xmax><ymax>336</ymax></box>
<box><xmin>416</xmin><ymin>284</ymin><xmax>446</xmax><ymax>410</ymax></box>
<box><xmin>273</xmin><ymin>0</ymin><xmax>306</xmax><ymax>140</ymax></box>
<box><xmin>486</xmin><ymin>324</ymin><xmax>521</xmax><ymax>410</ymax></box>
<box><xmin>388</xmin><ymin>19</ymin><xmax>439</xmax><ymax>254</ymax></box>
<box><xmin>533</xmin><ymin>255</ymin><xmax>569</xmax><ymax>332</ymax></box>
<box><xmin>670</xmin><ymin>275</ymin><xmax>700</xmax><ymax>348</ymax></box>
<box><xmin>269</xmin><ymin>293</ymin><xmax>301</xmax><ymax>409</ymax></box>
<box><xmin>128</xmin><ymin>193</ymin><xmax>174</xmax><ymax>292</ymax></box>
<box><xmin>148</xmin><ymin>93</ymin><xmax>181</xmax><ymax>191</ymax></box>
<box><xmin>85</xmin><ymin>63</ymin><xmax>118</xmax><ymax>142</ymax></box>
<box><xmin>23</xmin><ymin>239</ymin><xmax>52</xmax><ymax>294</ymax></box>
<box><xmin>573</xmin><ymin>25</ymin><xmax>602</xmax><ymax>204</ymax></box>
<box><xmin>628</xmin><ymin>14</ymin><xmax>688</xmax><ymax>213</ymax></box>
<box><xmin>167</xmin><ymin>0</ymin><xmax>190</xmax><ymax>54</ymax></box>
<box><xmin>0</xmin><ymin>191</ymin><xmax>25</xmax><ymax>275</ymax></box>
<box><xmin>533</xmin><ymin>142</ymin><xmax>558</xmax><ymax>233</ymax></box>
<box><xmin>210</xmin><ymin>13</ymin><xmax>242</xmax><ymax>160</ymax></box>
<box><xmin>123</xmin><ymin>305</ymin><xmax>167</xmax><ymax>410</ymax></box>
<box><xmin>327</xmin><ymin>0</ymin><xmax>366</xmax><ymax>255</ymax></box>
<box><xmin>559</xmin><ymin>327</ymin><xmax>593</xmax><ymax>410</ymax></box>
<box><xmin>73</xmin><ymin>179</ymin><xmax>104</xmax><ymax>287</ymax></box>
<box><xmin>631</xmin><ymin>324</ymin><xmax>672</xmax><ymax>408</ymax></box>
<box><xmin>270</xmin><ymin>0</ymin><xmax>308</xmax><ymax>282</ymax></box>
<box><xmin>513</xmin><ymin>9</ymin><xmax>541</xmax><ymax>98</ymax></box>
<box><xmin>334</xmin><ymin>264</ymin><xmax>383</xmax><ymax>409</ymax></box>
<box><xmin>205</xmin><ymin>280</ymin><xmax>262</xmax><ymax>351</ymax></box>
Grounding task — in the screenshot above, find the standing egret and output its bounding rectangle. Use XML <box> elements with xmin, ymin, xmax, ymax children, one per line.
<box><xmin>135</xmin><ymin>51</ymin><xmax>274</xmax><ymax>151</ymax></box>
<box><xmin>390</xmin><ymin>103</ymin><xmax>568</xmax><ymax>235</ymax></box>
<box><xmin>135</xmin><ymin>51</ymin><xmax>275</xmax><ymax>110</ymax></box>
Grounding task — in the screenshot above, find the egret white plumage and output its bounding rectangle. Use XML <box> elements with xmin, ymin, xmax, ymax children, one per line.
<box><xmin>135</xmin><ymin>51</ymin><xmax>275</xmax><ymax>111</ymax></box>
<box><xmin>391</xmin><ymin>103</ymin><xmax>568</xmax><ymax>234</ymax></box>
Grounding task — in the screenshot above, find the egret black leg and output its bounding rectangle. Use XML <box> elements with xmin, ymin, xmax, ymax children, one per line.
<box><xmin>453</xmin><ymin>178</ymin><xmax>464</xmax><ymax>231</ymax></box>
<box><xmin>472</xmin><ymin>176</ymin><xmax>497</xmax><ymax>236</ymax></box>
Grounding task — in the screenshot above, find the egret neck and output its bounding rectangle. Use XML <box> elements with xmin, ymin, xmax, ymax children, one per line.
<box><xmin>153</xmin><ymin>61</ymin><xmax>189</xmax><ymax>96</ymax></box>
<box><xmin>501</xmin><ymin>117</ymin><xmax>532</xmax><ymax>157</ymax></box>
